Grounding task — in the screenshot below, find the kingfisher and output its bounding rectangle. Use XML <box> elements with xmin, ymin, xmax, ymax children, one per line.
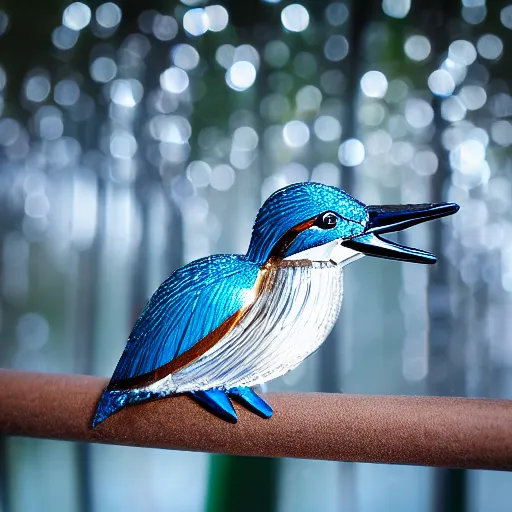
<box><xmin>92</xmin><ymin>182</ymin><xmax>459</xmax><ymax>426</ymax></box>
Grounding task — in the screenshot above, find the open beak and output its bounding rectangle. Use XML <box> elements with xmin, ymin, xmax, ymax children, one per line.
<box><xmin>341</xmin><ymin>202</ymin><xmax>460</xmax><ymax>264</ymax></box>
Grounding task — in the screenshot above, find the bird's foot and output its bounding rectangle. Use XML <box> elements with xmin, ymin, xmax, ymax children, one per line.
<box><xmin>188</xmin><ymin>387</ymin><xmax>273</xmax><ymax>422</ymax></box>
<box><xmin>189</xmin><ymin>389</ymin><xmax>238</xmax><ymax>423</ymax></box>
<box><xmin>228</xmin><ymin>387</ymin><xmax>273</xmax><ymax>419</ymax></box>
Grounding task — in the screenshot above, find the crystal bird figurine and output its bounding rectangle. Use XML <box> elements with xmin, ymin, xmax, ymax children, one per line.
<box><xmin>92</xmin><ymin>182</ymin><xmax>459</xmax><ymax>425</ymax></box>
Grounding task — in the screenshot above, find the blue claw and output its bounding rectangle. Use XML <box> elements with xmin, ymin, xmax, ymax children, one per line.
<box><xmin>189</xmin><ymin>389</ymin><xmax>238</xmax><ymax>423</ymax></box>
<box><xmin>228</xmin><ymin>387</ymin><xmax>273</xmax><ymax>419</ymax></box>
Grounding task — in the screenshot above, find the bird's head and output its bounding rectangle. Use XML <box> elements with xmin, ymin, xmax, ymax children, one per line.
<box><xmin>246</xmin><ymin>182</ymin><xmax>459</xmax><ymax>266</ymax></box>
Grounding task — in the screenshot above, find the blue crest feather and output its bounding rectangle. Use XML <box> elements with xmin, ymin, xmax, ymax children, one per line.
<box><xmin>246</xmin><ymin>182</ymin><xmax>367</xmax><ymax>264</ymax></box>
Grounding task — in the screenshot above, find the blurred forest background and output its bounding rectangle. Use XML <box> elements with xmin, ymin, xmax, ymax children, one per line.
<box><xmin>1</xmin><ymin>0</ymin><xmax>512</xmax><ymax>510</ymax></box>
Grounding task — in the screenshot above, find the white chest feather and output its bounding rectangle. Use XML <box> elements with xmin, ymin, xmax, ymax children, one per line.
<box><xmin>143</xmin><ymin>242</ymin><xmax>361</xmax><ymax>395</ymax></box>
<box><xmin>163</xmin><ymin>259</ymin><xmax>344</xmax><ymax>392</ymax></box>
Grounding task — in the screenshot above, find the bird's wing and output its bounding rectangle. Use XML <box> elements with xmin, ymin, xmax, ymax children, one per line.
<box><xmin>109</xmin><ymin>254</ymin><xmax>260</xmax><ymax>387</ymax></box>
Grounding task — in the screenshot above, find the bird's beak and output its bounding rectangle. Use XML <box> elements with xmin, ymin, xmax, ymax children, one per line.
<box><xmin>341</xmin><ymin>202</ymin><xmax>460</xmax><ymax>264</ymax></box>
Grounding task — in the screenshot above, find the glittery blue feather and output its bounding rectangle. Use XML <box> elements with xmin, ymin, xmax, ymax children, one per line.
<box><xmin>246</xmin><ymin>182</ymin><xmax>368</xmax><ymax>264</ymax></box>
<box><xmin>92</xmin><ymin>388</ymin><xmax>161</xmax><ymax>427</ymax></box>
<box><xmin>109</xmin><ymin>255</ymin><xmax>260</xmax><ymax>383</ymax></box>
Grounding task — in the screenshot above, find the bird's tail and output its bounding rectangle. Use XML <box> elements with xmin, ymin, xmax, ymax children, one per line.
<box><xmin>92</xmin><ymin>388</ymin><xmax>157</xmax><ymax>428</ymax></box>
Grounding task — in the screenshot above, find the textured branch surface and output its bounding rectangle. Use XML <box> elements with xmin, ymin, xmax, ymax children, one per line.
<box><xmin>1</xmin><ymin>370</ymin><xmax>511</xmax><ymax>470</ymax></box>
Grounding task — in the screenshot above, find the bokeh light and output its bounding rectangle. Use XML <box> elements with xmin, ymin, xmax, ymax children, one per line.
<box><xmin>405</xmin><ymin>98</ymin><xmax>434</xmax><ymax>128</ymax></box>
<box><xmin>462</xmin><ymin>4</ymin><xmax>486</xmax><ymax>25</ymax></box>
<box><xmin>442</xmin><ymin>97</ymin><xmax>466</xmax><ymax>122</ymax></box>
<box><xmin>210</xmin><ymin>164</ymin><xmax>235</xmax><ymax>191</ymax></box>
<box><xmin>183</xmin><ymin>8</ymin><xmax>208</xmax><ymax>36</ymax></box>
<box><xmin>0</xmin><ymin>10</ymin><xmax>9</xmax><ymax>36</ymax></box>
<box><xmin>63</xmin><ymin>2</ymin><xmax>91</xmax><ymax>31</ymax></box>
<box><xmin>441</xmin><ymin>58</ymin><xmax>467</xmax><ymax>85</ymax></box>
<box><xmin>283</xmin><ymin>120</ymin><xmax>310</xmax><ymax>148</ymax></box>
<box><xmin>365</xmin><ymin>129</ymin><xmax>392</xmax><ymax>155</ymax></box>
<box><xmin>325</xmin><ymin>3</ymin><xmax>349</xmax><ymax>26</ymax></box>
<box><xmin>428</xmin><ymin>69</ymin><xmax>455</xmax><ymax>97</ymax></box>
<box><xmin>477</xmin><ymin>34</ymin><xmax>503</xmax><ymax>60</ymax></box>
<box><xmin>265</xmin><ymin>41</ymin><xmax>290</xmax><ymax>68</ymax></box>
<box><xmin>90</xmin><ymin>57</ymin><xmax>117</xmax><ymax>83</ymax></box>
<box><xmin>186</xmin><ymin>161</ymin><xmax>211</xmax><ymax>188</ymax></box>
<box><xmin>281</xmin><ymin>4</ymin><xmax>310</xmax><ymax>32</ymax></box>
<box><xmin>149</xmin><ymin>115</ymin><xmax>191</xmax><ymax>144</ymax></box>
<box><xmin>338</xmin><ymin>138</ymin><xmax>365</xmax><ymax>166</ymax></box>
<box><xmin>205</xmin><ymin>5</ymin><xmax>229</xmax><ymax>32</ymax></box>
<box><xmin>314</xmin><ymin>116</ymin><xmax>342</xmax><ymax>142</ymax></box>
<box><xmin>448</xmin><ymin>40</ymin><xmax>477</xmax><ymax>65</ymax></box>
<box><xmin>324</xmin><ymin>35</ymin><xmax>349</xmax><ymax>62</ymax></box>
<box><xmin>500</xmin><ymin>4</ymin><xmax>512</xmax><ymax>29</ymax></box>
<box><xmin>54</xmin><ymin>79</ymin><xmax>80</xmax><ymax>106</ymax></box>
<box><xmin>172</xmin><ymin>44</ymin><xmax>200</xmax><ymax>70</ymax></box>
<box><xmin>311</xmin><ymin>162</ymin><xmax>340</xmax><ymax>186</ymax></box>
<box><xmin>296</xmin><ymin>85</ymin><xmax>322</xmax><ymax>112</ymax></box>
<box><xmin>360</xmin><ymin>70</ymin><xmax>388</xmax><ymax>98</ymax></box>
<box><xmin>110</xmin><ymin>79</ymin><xmax>143</xmax><ymax>107</ymax></box>
<box><xmin>491</xmin><ymin>120</ymin><xmax>512</xmax><ymax>146</ymax></box>
<box><xmin>35</xmin><ymin>106</ymin><xmax>64</xmax><ymax>140</ymax></box>
<box><xmin>216</xmin><ymin>44</ymin><xmax>235</xmax><ymax>69</ymax></box>
<box><xmin>96</xmin><ymin>3</ymin><xmax>122</xmax><ymax>29</ymax></box>
<box><xmin>160</xmin><ymin>67</ymin><xmax>189</xmax><ymax>94</ymax></box>
<box><xmin>25</xmin><ymin>74</ymin><xmax>51</xmax><ymax>103</ymax></box>
<box><xmin>294</xmin><ymin>52</ymin><xmax>316</xmax><ymax>78</ymax></box>
<box><xmin>110</xmin><ymin>130</ymin><xmax>137</xmax><ymax>159</ymax></box>
<box><xmin>52</xmin><ymin>26</ymin><xmax>79</xmax><ymax>50</ymax></box>
<box><xmin>404</xmin><ymin>35</ymin><xmax>431</xmax><ymax>61</ymax></box>
<box><xmin>153</xmin><ymin>14</ymin><xmax>178</xmax><ymax>41</ymax></box>
<box><xmin>413</xmin><ymin>150</ymin><xmax>438</xmax><ymax>175</ymax></box>
<box><xmin>458</xmin><ymin>85</ymin><xmax>486</xmax><ymax>110</ymax></box>
<box><xmin>0</xmin><ymin>118</ymin><xmax>20</xmax><ymax>146</ymax></box>
<box><xmin>183</xmin><ymin>5</ymin><xmax>228</xmax><ymax>36</ymax></box>
<box><xmin>0</xmin><ymin>66</ymin><xmax>6</xmax><ymax>91</ymax></box>
<box><xmin>382</xmin><ymin>0</ymin><xmax>411</xmax><ymax>19</ymax></box>
<box><xmin>226</xmin><ymin>61</ymin><xmax>256</xmax><ymax>91</ymax></box>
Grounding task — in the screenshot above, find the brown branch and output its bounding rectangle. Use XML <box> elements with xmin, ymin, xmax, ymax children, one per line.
<box><xmin>0</xmin><ymin>369</ymin><xmax>511</xmax><ymax>470</ymax></box>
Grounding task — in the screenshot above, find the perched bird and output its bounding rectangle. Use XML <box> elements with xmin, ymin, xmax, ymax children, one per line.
<box><xmin>92</xmin><ymin>182</ymin><xmax>459</xmax><ymax>426</ymax></box>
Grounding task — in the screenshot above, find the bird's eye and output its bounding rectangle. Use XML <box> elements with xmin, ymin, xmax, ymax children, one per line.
<box><xmin>317</xmin><ymin>212</ymin><xmax>338</xmax><ymax>229</ymax></box>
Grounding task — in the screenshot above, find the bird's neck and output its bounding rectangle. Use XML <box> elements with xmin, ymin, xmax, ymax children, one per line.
<box><xmin>248</xmin><ymin>239</ymin><xmax>363</xmax><ymax>268</ymax></box>
<box><xmin>282</xmin><ymin>240</ymin><xmax>364</xmax><ymax>266</ymax></box>
<box><xmin>247</xmin><ymin>228</ymin><xmax>364</xmax><ymax>267</ymax></box>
